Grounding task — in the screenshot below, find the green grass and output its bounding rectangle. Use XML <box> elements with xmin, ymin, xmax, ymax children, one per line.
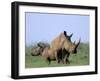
<box><xmin>25</xmin><ymin>43</ymin><xmax>89</xmax><ymax>68</ymax></box>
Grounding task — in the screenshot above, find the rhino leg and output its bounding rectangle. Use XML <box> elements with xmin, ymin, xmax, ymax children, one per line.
<box><xmin>66</xmin><ymin>53</ymin><xmax>70</xmax><ymax>64</ymax></box>
<box><xmin>46</xmin><ymin>57</ymin><xmax>51</xmax><ymax>65</ymax></box>
<box><xmin>55</xmin><ymin>51</ymin><xmax>60</xmax><ymax>64</ymax></box>
<box><xmin>57</xmin><ymin>50</ymin><xmax>62</xmax><ymax>64</ymax></box>
<box><xmin>65</xmin><ymin>58</ymin><xmax>70</xmax><ymax>64</ymax></box>
<box><xmin>63</xmin><ymin>53</ymin><xmax>70</xmax><ymax>64</ymax></box>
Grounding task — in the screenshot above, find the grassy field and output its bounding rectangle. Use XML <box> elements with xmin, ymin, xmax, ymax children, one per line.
<box><xmin>25</xmin><ymin>43</ymin><xmax>89</xmax><ymax>68</ymax></box>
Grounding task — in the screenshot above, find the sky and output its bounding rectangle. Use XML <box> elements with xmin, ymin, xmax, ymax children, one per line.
<box><xmin>25</xmin><ymin>12</ymin><xmax>89</xmax><ymax>46</ymax></box>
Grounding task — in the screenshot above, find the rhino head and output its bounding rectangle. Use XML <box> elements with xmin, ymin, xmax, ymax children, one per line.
<box><xmin>63</xmin><ymin>31</ymin><xmax>80</xmax><ymax>54</ymax></box>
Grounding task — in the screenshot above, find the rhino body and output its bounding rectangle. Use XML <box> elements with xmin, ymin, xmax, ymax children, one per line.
<box><xmin>42</xmin><ymin>31</ymin><xmax>80</xmax><ymax>64</ymax></box>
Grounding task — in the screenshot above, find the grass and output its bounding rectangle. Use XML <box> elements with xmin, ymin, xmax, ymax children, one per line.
<box><xmin>25</xmin><ymin>43</ymin><xmax>89</xmax><ymax>68</ymax></box>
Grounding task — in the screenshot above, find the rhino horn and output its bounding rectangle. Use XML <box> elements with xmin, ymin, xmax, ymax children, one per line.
<box><xmin>69</xmin><ymin>33</ymin><xmax>73</xmax><ymax>38</ymax></box>
<box><xmin>76</xmin><ymin>38</ymin><xmax>81</xmax><ymax>48</ymax></box>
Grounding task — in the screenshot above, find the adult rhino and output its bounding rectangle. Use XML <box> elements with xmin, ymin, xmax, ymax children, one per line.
<box><xmin>42</xmin><ymin>31</ymin><xmax>80</xmax><ymax>64</ymax></box>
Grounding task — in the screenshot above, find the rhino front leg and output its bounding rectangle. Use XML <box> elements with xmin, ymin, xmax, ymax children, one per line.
<box><xmin>64</xmin><ymin>53</ymin><xmax>70</xmax><ymax>64</ymax></box>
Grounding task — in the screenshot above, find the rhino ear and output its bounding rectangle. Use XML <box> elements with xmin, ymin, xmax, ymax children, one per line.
<box><xmin>64</xmin><ymin>31</ymin><xmax>67</xmax><ymax>36</ymax></box>
<box><xmin>69</xmin><ymin>33</ymin><xmax>73</xmax><ymax>38</ymax></box>
<box><xmin>67</xmin><ymin>33</ymin><xmax>73</xmax><ymax>41</ymax></box>
<box><xmin>37</xmin><ymin>43</ymin><xmax>43</xmax><ymax>48</ymax></box>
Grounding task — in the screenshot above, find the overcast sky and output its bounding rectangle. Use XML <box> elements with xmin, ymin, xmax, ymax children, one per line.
<box><xmin>25</xmin><ymin>12</ymin><xmax>89</xmax><ymax>46</ymax></box>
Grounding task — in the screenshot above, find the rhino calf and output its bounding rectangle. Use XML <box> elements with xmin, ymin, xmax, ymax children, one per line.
<box><xmin>31</xmin><ymin>42</ymin><xmax>49</xmax><ymax>56</ymax></box>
